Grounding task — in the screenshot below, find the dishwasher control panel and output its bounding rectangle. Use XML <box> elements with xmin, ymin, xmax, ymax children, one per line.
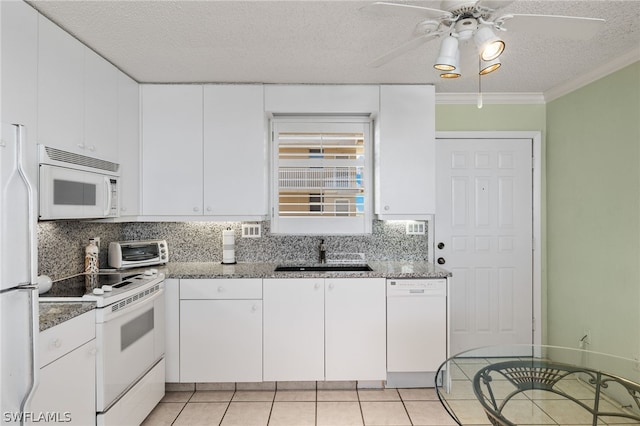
<box><xmin>386</xmin><ymin>279</ymin><xmax>446</xmax><ymax>296</ymax></box>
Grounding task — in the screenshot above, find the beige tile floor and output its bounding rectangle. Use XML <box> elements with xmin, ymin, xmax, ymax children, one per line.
<box><xmin>141</xmin><ymin>385</ymin><xmax>640</xmax><ymax>426</ymax></box>
<box><xmin>141</xmin><ymin>387</ymin><xmax>460</xmax><ymax>426</ymax></box>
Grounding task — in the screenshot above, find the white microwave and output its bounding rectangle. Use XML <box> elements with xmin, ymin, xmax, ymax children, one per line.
<box><xmin>38</xmin><ymin>145</ymin><xmax>120</xmax><ymax>220</ymax></box>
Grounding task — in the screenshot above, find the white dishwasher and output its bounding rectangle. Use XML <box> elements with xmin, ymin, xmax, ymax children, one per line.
<box><xmin>386</xmin><ymin>279</ymin><xmax>447</xmax><ymax>385</ymax></box>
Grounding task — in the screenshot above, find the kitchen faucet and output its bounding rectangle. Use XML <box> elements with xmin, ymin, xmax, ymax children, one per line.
<box><xmin>319</xmin><ymin>239</ymin><xmax>326</xmax><ymax>264</ymax></box>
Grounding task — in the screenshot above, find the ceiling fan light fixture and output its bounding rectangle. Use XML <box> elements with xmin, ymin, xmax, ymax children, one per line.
<box><xmin>440</xmin><ymin>71</ymin><xmax>461</xmax><ymax>78</ymax></box>
<box><xmin>434</xmin><ymin>36</ymin><xmax>459</xmax><ymax>71</ymax></box>
<box><xmin>474</xmin><ymin>26</ymin><xmax>505</xmax><ymax>61</ymax></box>
<box><xmin>479</xmin><ymin>57</ymin><xmax>501</xmax><ymax>75</ymax></box>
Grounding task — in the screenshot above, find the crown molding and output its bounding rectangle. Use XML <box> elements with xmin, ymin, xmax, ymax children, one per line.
<box><xmin>544</xmin><ymin>49</ymin><xmax>640</xmax><ymax>103</ymax></box>
<box><xmin>436</xmin><ymin>92</ymin><xmax>545</xmax><ymax>105</ymax></box>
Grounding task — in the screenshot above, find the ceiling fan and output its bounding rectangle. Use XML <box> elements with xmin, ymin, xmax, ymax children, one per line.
<box><xmin>363</xmin><ymin>0</ymin><xmax>606</xmax><ymax>78</ymax></box>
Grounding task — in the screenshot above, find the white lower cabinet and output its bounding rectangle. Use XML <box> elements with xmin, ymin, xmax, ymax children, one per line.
<box><xmin>325</xmin><ymin>278</ymin><xmax>386</xmax><ymax>381</ymax></box>
<box><xmin>179</xmin><ymin>279</ymin><xmax>262</xmax><ymax>382</ymax></box>
<box><xmin>263</xmin><ymin>279</ymin><xmax>325</xmax><ymax>381</ymax></box>
<box><xmin>30</xmin><ymin>310</ymin><xmax>96</xmax><ymax>425</ymax></box>
<box><xmin>263</xmin><ymin>278</ymin><xmax>386</xmax><ymax>382</ymax></box>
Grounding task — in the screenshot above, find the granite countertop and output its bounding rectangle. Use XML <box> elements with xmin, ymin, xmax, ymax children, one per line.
<box><xmin>160</xmin><ymin>260</ymin><xmax>451</xmax><ymax>279</ymax></box>
<box><xmin>39</xmin><ymin>301</ymin><xmax>96</xmax><ymax>332</ymax></box>
<box><xmin>38</xmin><ymin>261</ymin><xmax>449</xmax><ymax>330</ymax></box>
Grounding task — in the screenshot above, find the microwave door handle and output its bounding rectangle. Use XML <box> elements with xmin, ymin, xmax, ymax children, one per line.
<box><xmin>104</xmin><ymin>176</ymin><xmax>111</xmax><ymax>216</ymax></box>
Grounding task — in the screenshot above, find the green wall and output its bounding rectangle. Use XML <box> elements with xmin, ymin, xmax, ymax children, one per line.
<box><xmin>546</xmin><ymin>62</ymin><xmax>640</xmax><ymax>359</ymax></box>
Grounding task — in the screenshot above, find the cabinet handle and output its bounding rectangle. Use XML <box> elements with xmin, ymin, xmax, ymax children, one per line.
<box><xmin>217</xmin><ymin>286</ymin><xmax>225</xmax><ymax>292</ymax></box>
<box><xmin>88</xmin><ymin>145</ymin><xmax>96</xmax><ymax>152</ymax></box>
<box><xmin>251</xmin><ymin>304</ymin><xmax>258</xmax><ymax>312</ymax></box>
<box><xmin>328</xmin><ymin>283</ymin><xmax>334</xmax><ymax>290</ymax></box>
<box><xmin>384</xmin><ymin>205</ymin><xmax>390</xmax><ymax>211</ymax></box>
<box><xmin>206</xmin><ymin>206</ymin><xmax>212</xmax><ymax>212</ymax></box>
<box><xmin>314</xmin><ymin>283</ymin><xmax>321</xmax><ymax>290</ymax></box>
<box><xmin>53</xmin><ymin>338</ymin><xmax>62</xmax><ymax>348</ymax></box>
<box><xmin>193</xmin><ymin>207</ymin><xmax>200</xmax><ymax>212</ymax></box>
<box><xmin>89</xmin><ymin>347</ymin><xmax>98</xmax><ymax>356</ymax></box>
<box><xmin>77</xmin><ymin>143</ymin><xmax>85</xmax><ymax>150</ymax></box>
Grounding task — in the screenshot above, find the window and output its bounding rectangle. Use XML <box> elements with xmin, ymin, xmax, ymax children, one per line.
<box><xmin>271</xmin><ymin>117</ymin><xmax>372</xmax><ymax>235</ymax></box>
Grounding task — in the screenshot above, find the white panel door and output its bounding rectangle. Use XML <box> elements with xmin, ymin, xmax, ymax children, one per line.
<box><xmin>84</xmin><ymin>48</ymin><xmax>118</xmax><ymax>162</ymax></box>
<box><xmin>325</xmin><ymin>278</ymin><xmax>386</xmax><ymax>381</ymax></box>
<box><xmin>180</xmin><ymin>299</ymin><xmax>262</xmax><ymax>383</ymax></box>
<box><xmin>436</xmin><ymin>138</ymin><xmax>533</xmax><ymax>354</ymax></box>
<box><xmin>263</xmin><ymin>278</ymin><xmax>324</xmax><ymax>381</ymax></box>
<box><xmin>203</xmin><ymin>84</ymin><xmax>266</xmax><ymax>216</ymax></box>
<box><xmin>141</xmin><ymin>85</ymin><xmax>203</xmax><ymax>215</ymax></box>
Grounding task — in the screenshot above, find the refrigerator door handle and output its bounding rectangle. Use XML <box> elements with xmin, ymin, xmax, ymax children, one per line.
<box><xmin>18</xmin><ymin>285</ymin><xmax>39</xmax><ymax>419</ymax></box>
<box><xmin>14</xmin><ymin>124</ymin><xmax>40</xmax><ymax>420</ymax></box>
<box><xmin>15</xmin><ymin>125</ymin><xmax>37</xmax><ymax>284</ymax></box>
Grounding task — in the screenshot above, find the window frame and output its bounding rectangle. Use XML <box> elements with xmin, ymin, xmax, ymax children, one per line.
<box><xmin>270</xmin><ymin>116</ymin><xmax>373</xmax><ymax>235</ymax></box>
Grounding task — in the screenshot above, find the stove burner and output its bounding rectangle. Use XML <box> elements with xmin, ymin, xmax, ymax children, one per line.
<box><xmin>41</xmin><ymin>272</ymin><xmax>143</xmax><ymax>298</ymax></box>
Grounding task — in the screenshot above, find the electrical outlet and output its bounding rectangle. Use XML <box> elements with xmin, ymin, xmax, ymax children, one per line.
<box><xmin>633</xmin><ymin>354</ymin><xmax>640</xmax><ymax>372</ymax></box>
<box><xmin>406</xmin><ymin>221</ymin><xmax>426</xmax><ymax>235</ymax></box>
<box><xmin>242</xmin><ymin>223</ymin><xmax>261</xmax><ymax>238</ymax></box>
<box><xmin>579</xmin><ymin>329</ymin><xmax>591</xmax><ymax>349</ymax></box>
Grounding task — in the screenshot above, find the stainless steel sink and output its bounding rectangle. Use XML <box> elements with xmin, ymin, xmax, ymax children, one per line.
<box><xmin>274</xmin><ymin>264</ymin><xmax>373</xmax><ymax>272</ymax></box>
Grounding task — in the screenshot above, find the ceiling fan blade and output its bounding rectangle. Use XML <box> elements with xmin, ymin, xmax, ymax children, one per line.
<box><xmin>502</xmin><ymin>14</ymin><xmax>606</xmax><ymax>40</ymax></box>
<box><xmin>368</xmin><ymin>33</ymin><xmax>440</xmax><ymax>68</ymax></box>
<box><xmin>361</xmin><ymin>2</ymin><xmax>452</xmax><ymax>20</ymax></box>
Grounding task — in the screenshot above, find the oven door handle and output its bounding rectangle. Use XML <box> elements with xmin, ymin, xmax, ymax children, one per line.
<box><xmin>97</xmin><ymin>287</ymin><xmax>164</xmax><ymax>323</ymax></box>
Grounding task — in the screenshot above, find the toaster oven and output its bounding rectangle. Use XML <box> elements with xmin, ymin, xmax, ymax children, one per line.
<box><xmin>108</xmin><ymin>240</ymin><xmax>168</xmax><ymax>269</ymax></box>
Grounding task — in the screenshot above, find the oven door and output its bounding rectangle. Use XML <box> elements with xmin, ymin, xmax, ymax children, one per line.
<box><xmin>96</xmin><ymin>287</ymin><xmax>165</xmax><ymax>411</ymax></box>
<box><xmin>39</xmin><ymin>164</ymin><xmax>118</xmax><ymax>220</ymax></box>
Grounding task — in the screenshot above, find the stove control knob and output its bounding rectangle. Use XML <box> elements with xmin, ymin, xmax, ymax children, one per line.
<box><xmin>144</xmin><ymin>270</ymin><xmax>153</xmax><ymax>276</ymax></box>
<box><xmin>93</xmin><ymin>287</ymin><xmax>105</xmax><ymax>295</ymax></box>
<box><xmin>149</xmin><ymin>268</ymin><xmax>158</xmax><ymax>274</ymax></box>
<box><xmin>102</xmin><ymin>285</ymin><xmax>113</xmax><ymax>292</ymax></box>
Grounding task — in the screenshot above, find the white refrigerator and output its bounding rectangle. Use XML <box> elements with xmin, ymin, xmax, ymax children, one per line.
<box><xmin>0</xmin><ymin>123</ymin><xmax>39</xmax><ymax>425</ymax></box>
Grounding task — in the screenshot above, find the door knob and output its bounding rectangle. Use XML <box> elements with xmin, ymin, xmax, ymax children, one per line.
<box><xmin>437</xmin><ymin>242</ymin><xmax>445</xmax><ymax>249</ymax></box>
<box><xmin>437</xmin><ymin>257</ymin><xmax>446</xmax><ymax>265</ymax></box>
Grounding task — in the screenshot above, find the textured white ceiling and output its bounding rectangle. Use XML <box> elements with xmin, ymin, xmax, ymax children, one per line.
<box><xmin>27</xmin><ymin>0</ymin><xmax>640</xmax><ymax>95</ymax></box>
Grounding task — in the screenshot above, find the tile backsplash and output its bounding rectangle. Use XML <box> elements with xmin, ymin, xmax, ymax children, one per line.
<box><xmin>38</xmin><ymin>220</ymin><xmax>430</xmax><ymax>280</ymax></box>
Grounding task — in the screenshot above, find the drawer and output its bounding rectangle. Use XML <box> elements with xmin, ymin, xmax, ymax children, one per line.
<box><xmin>180</xmin><ymin>278</ymin><xmax>262</xmax><ymax>300</ymax></box>
<box><xmin>39</xmin><ymin>309</ymin><xmax>96</xmax><ymax>368</ymax></box>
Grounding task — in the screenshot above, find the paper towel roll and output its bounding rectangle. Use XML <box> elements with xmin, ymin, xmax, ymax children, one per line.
<box><xmin>222</xmin><ymin>228</ymin><xmax>236</xmax><ymax>264</ymax></box>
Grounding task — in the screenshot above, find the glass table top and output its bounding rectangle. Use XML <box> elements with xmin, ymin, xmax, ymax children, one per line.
<box><xmin>435</xmin><ymin>345</ymin><xmax>640</xmax><ymax>425</ymax></box>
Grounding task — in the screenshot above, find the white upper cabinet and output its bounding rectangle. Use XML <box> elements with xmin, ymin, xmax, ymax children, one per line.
<box><xmin>141</xmin><ymin>84</ymin><xmax>267</xmax><ymax>219</ymax></box>
<box><xmin>38</xmin><ymin>15</ymin><xmax>119</xmax><ymax>162</ymax></box>
<box><xmin>376</xmin><ymin>85</ymin><xmax>436</xmax><ymax>219</ymax></box>
<box><xmin>117</xmin><ymin>72</ymin><xmax>140</xmax><ymax>216</ymax></box>
<box><xmin>203</xmin><ymin>85</ymin><xmax>266</xmax><ymax>217</ymax></box>
<box><xmin>84</xmin><ymin>48</ymin><xmax>118</xmax><ymax>162</ymax></box>
<box><xmin>264</xmin><ymin>85</ymin><xmax>379</xmax><ymax>114</ymax></box>
<box><xmin>38</xmin><ymin>14</ymin><xmax>85</xmax><ymax>152</ymax></box>
<box><xmin>141</xmin><ymin>85</ymin><xmax>204</xmax><ymax>216</ymax></box>
<box><xmin>1</xmin><ymin>0</ymin><xmax>38</xmax><ymax>179</ymax></box>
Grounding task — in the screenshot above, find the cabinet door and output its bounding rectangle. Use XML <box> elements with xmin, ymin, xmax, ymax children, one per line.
<box><xmin>263</xmin><ymin>278</ymin><xmax>324</xmax><ymax>381</ymax></box>
<box><xmin>203</xmin><ymin>85</ymin><xmax>266</xmax><ymax>217</ymax></box>
<box><xmin>376</xmin><ymin>85</ymin><xmax>435</xmax><ymax>218</ymax></box>
<box><xmin>29</xmin><ymin>340</ymin><xmax>96</xmax><ymax>425</ymax></box>
<box><xmin>1</xmin><ymin>0</ymin><xmax>38</xmax><ymax>181</ymax></box>
<box><xmin>180</xmin><ymin>299</ymin><xmax>262</xmax><ymax>382</ymax></box>
<box><xmin>141</xmin><ymin>85</ymin><xmax>203</xmax><ymax>215</ymax></box>
<box><xmin>117</xmin><ymin>71</ymin><xmax>140</xmax><ymax>216</ymax></box>
<box><xmin>325</xmin><ymin>278</ymin><xmax>386</xmax><ymax>381</ymax></box>
<box><xmin>84</xmin><ymin>48</ymin><xmax>118</xmax><ymax>162</ymax></box>
<box><xmin>37</xmin><ymin>15</ymin><xmax>84</xmax><ymax>152</ymax></box>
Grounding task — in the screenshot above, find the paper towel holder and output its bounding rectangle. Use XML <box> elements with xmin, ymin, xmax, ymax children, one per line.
<box><xmin>221</xmin><ymin>227</ymin><xmax>237</xmax><ymax>265</ymax></box>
